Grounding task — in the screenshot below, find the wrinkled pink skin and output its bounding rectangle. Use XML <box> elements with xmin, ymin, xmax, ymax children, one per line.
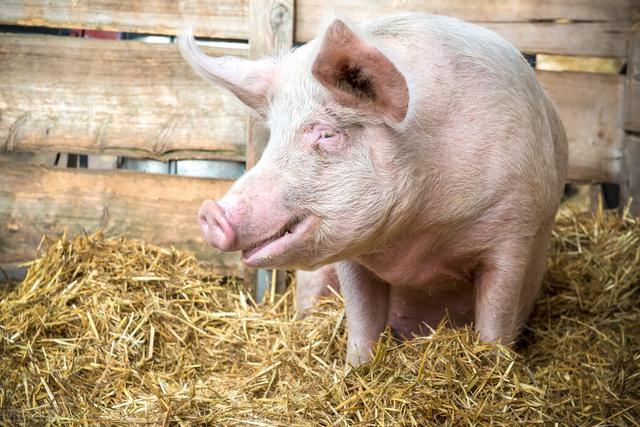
<box><xmin>180</xmin><ymin>13</ymin><xmax>568</xmax><ymax>366</ymax></box>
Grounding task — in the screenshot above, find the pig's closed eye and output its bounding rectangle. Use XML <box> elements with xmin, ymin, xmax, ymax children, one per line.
<box><xmin>320</xmin><ymin>129</ymin><xmax>337</xmax><ymax>140</ymax></box>
<box><xmin>304</xmin><ymin>124</ymin><xmax>343</xmax><ymax>152</ymax></box>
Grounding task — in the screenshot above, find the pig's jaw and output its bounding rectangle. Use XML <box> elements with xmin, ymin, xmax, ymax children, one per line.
<box><xmin>241</xmin><ymin>215</ymin><xmax>316</xmax><ymax>267</ymax></box>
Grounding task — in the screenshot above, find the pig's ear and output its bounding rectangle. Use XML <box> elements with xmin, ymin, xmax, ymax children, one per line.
<box><xmin>311</xmin><ymin>20</ymin><xmax>409</xmax><ymax>123</ymax></box>
<box><xmin>178</xmin><ymin>28</ymin><xmax>276</xmax><ymax>115</ymax></box>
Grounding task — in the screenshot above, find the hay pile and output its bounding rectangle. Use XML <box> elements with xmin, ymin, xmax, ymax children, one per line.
<box><xmin>1</xmin><ymin>210</ymin><xmax>638</xmax><ymax>426</ymax></box>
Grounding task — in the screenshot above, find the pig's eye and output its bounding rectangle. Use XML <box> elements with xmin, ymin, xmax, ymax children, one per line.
<box><xmin>321</xmin><ymin>130</ymin><xmax>336</xmax><ymax>139</ymax></box>
<box><xmin>304</xmin><ymin>124</ymin><xmax>342</xmax><ymax>151</ymax></box>
<box><xmin>317</xmin><ymin>128</ymin><xmax>339</xmax><ymax>141</ymax></box>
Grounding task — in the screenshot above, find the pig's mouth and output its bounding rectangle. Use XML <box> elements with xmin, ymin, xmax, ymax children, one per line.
<box><xmin>241</xmin><ymin>216</ymin><xmax>315</xmax><ymax>267</ymax></box>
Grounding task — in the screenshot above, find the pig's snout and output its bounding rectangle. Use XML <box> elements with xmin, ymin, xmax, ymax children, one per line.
<box><xmin>198</xmin><ymin>200</ymin><xmax>236</xmax><ymax>251</ymax></box>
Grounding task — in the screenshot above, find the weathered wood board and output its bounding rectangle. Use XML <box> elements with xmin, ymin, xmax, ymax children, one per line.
<box><xmin>625</xmin><ymin>28</ymin><xmax>640</xmax><ymax>133</ymax></box>
<box><xmin>1</xmin><ymin>0</ymin><xmax>635</xmax><ymax>58</ymax></box>
<box><xmin>537</xmin><ymin>71</ymin><xmax>625</xmax><ymax>184</ymax></box>
<box><xmin>0</xmin><ymin>160</ymin><xmax>241</xmax><ymax>275</ymax></box>
<box><xmin>621</xmin><ymin>134</ymin><xmax>640</xmax><ymax>215</ymax></box>
<box><xmin>0</xmin><ymin>33</ymin><xmax>248</xmax><ymax>161</ymax></box>
<box><xmin>295</xmin><ymin>0</ymin><xmax>636</xmax><ymax>58</ymax></box>
<box><xmin>0</xmin><ymin>0</ymin><xmax>250</xmax><ymax>40</ymax></box>
<box><xmin>622</xmin><ymin>28</ymin><xmax>640</xmax><ymax>215</ymax></box>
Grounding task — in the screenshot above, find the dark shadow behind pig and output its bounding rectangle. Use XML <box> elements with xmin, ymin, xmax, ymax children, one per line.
<box><xmin>179</xmin><ymin>13</ymin><xmax>568</xmax><ymax>366</ymax></box>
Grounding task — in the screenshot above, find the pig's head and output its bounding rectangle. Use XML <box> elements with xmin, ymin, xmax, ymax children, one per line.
<box><xmin>179</xmin><ymin>20</ymin><xmax>413</xmax><ymax>270</ymax></box>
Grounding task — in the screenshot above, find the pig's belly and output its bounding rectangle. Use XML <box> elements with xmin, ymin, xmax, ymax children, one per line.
<box><xmin>387</xmin><ymin>279</ymin><xmax>474</xmax><ymax>338</ymax></box>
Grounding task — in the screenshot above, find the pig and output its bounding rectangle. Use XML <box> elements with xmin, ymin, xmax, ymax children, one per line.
<box><xmin>295</xmin><ymin>265</ymin><xmax>340</xmax><ymax>314</ymax></box>
<box><xmin>179</xmin><ymin>13</ymin><xmax>568</xmax><ymax>366</ymax></box>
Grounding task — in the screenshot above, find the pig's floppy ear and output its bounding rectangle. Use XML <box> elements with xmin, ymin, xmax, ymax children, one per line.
<box><xmin>311</xmin><ymin>20</ymin><xmax>409</xmax><ymax>123</ymax></box>
<box><xmin>178</xmin><ymin>28</ymin><xmax>276</xmax><ymax>115</ymax></box>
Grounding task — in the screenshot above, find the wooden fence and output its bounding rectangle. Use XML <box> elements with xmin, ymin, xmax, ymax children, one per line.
<box><xmin>1</xmin><ymin>0</ymin><xmax>639</xmax><ymax>278</ymax></box>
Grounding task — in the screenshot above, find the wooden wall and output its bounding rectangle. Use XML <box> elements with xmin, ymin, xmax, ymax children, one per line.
<box><xmin>1</xmin><ymin>0</ymin><xmax>638</xmax><ymax>277</ymax></box>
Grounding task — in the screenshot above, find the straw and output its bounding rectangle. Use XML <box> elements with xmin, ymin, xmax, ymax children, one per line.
<box><xmin>0</xmin><ymin>208</ymin><xmax>638</xmax><ymax>425</ymax></box>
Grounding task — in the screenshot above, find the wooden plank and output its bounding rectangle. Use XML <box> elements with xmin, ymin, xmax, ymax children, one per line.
<box><xmin>621</xmin><ymin>27</ymin><xmax>640</xmax><ymax>215</ymax></box>
<box><xmin>296</xmin><ymin>0</ymin><xmax>635</xmax><ymax>28</ymax></box>
<box><xmin>620</xmin><ymin>134</ymin><xmax>640</xmax><ymax>215</ymax></box>
<box><xmin>2</xmin><ymin>0</ymin><xmax>634</xmax><ymax>57</ymax></box>
<box><xmin>296</xmin><ymin>0</ymin><xmax>637</xmax><ymax>58</ymax></box>
<box><xmin>0</xmin><ymin>0</ymin><xmax>249</xmax><ymax>40</ymax></box>
<box><xmin>483</xmin><ymin>22</ymin><xmax>629</xmax><ymax>58</ymax></box>
<box><xmin>0</xmin><ymin>158</ymin><xmax>241</xmax><ymax>275</ymax></box>
<box><xmin>0</xmin><ymin>33</ymin><xmax>248</xmax><ymax>161</ymax></box>
<box><xmin>537</xmin><ymin>70</ymin><xmax>625</xmax><ymax>183</ymax></box>
<box><xmin>246</xmin><ymin>0</ymin><xmax>294</xmax><ymax>296</ymax></box>
<box><xmin>248</xmin><ymin>0</ymin><xmax>295</xmax><ymax>60</ymax></box>
<box><xmin>625</xmin><ymin>27</ymin><xmax>640</xmax><ymax>133</ymax></box>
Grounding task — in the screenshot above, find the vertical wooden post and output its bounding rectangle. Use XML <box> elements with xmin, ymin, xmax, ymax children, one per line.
<box><xmin>244</xmin><ymin>0</ymin><xmax>294</xmax><ymax>299</ymax></box>
<box><xmin>621</xmin><ymin>24</ymin><xmax>640</xmax><ymax>216</ymax></box>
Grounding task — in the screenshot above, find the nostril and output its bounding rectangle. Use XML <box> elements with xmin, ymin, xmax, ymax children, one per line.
<box><xmin>197</xmin><ymin>210</ymin><xmax>209</xmax><ymax>234</ymax></box>
<box><xmin>197</xmin><ymin>199</ymin><xmax>236</xmax><ymax>251</ymax></box>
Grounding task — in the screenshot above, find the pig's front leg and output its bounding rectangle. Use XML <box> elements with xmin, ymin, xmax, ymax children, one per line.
<box><xmin>474</xmin><ymin>238</ymin><xmax>534</xmax><ymax>343</ymax></box>
<box><xmin>338</xmin><ymin>261</ymin><xmax>390</xmax><ymax>366</ymax></box>
<box><xmin>295</xmin><ymin>264</ymin><xmax>340</xmax><ymax>316</ymax></box>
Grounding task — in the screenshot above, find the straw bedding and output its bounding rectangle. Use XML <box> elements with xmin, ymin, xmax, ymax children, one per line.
<box><xmin>0</xmin><ymin>209</ymin><xmax>638</xmax><ymax>426</ymax></box>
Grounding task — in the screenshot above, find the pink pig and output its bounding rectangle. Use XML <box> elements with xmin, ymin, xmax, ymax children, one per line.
<box><xmin>179</xmin><ymin>13</ymin><xmax>567</xmax><ymax>366</ymax></box>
